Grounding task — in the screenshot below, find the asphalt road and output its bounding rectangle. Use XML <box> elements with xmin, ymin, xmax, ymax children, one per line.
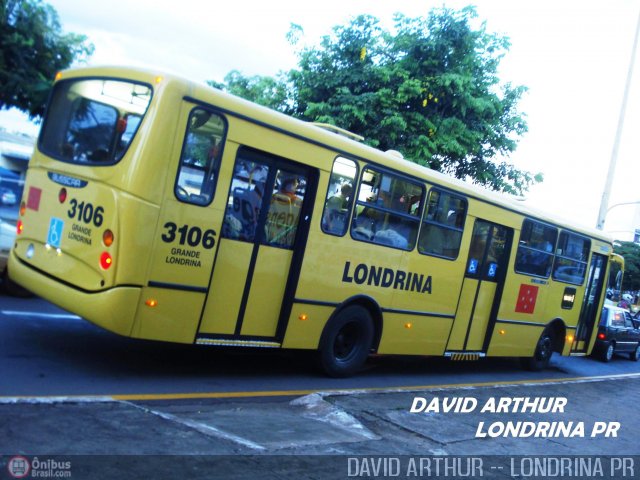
<box><xmin>1</xmin><ymin>296</ymin><xmax>640</xmax><ymax>399</ymax></box>
<box><xmin>2</xmin><ymin>296</ymin><xmax>640</xmax><ymax>479</ymax></box>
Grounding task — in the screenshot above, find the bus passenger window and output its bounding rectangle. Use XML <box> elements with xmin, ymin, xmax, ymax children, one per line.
<box><xmin>175</xmin><ymin>108</ymin><xmax>227</xmax><ymax>206</ymax></box>
<box><xmin>265</xmin><ymin>170</ymin><xmax>306</xmax><ymax>248</ymax></box>
<box><xmin>322</xmin><ymin>157</ymin><xmax>357</xmax><ymax>236</ymax></box>
<box><xmin>222</xmin><ymin>160</ymin><xmax>269</xmax><ymax>242</ymax></box>
<box><xmin>552</xmin><ymin>231</ymin><xmax>590</xmax><ymax>285</ymax></box>
<box><xmin>418</xmin><ymin>189</ymin><xmax>467</xmax><ymax>259</ymax></box>
<box><xmin>514</xmin><ymin>220</ymin><xmax>557</xmax><ymax>278</ymax></box>
<box><xmin>351</xmin><ymin>167</ymin><xmax>423</xmax><ymax>250</ymax></box>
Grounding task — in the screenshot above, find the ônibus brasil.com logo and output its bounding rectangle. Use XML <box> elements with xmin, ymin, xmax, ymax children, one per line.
<box><xmin>7</xmin><ymin>456</ymin><xmax>30</xmax><ymax>478</ymax></box>
<box><xmin>7</xmin><ymin>456</ymin><xmax>72</xmax><ymax>478</ymax></box>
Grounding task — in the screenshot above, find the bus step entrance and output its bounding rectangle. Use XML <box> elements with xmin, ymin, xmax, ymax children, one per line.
<box><xmin>444</xmin><ymin>352</ymin><xmax>485</xmax><ymax>361</ymax></box>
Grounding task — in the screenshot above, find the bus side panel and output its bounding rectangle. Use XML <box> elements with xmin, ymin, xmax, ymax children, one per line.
<box><xmin>282</xmin><ymin>304</ymin><xmax>333</xmax><ymax>349</ymax></box>
<box><xmin>295</xmin><ymin>229</ymin><xmax>397</xmax><ymax>309</ymax></box>
<box><xmin>486</xmin><ymin>323</ymin><xmax>544</xmax><ymax>357</ymax></box>
<box><xmin>132</xmin><ymin>287</ymin><xmax>204</xmax><ymax>343</ymax></box>
<box><xmin>377</xmin><ymin>314</ymin><xmax>452</xmax><ymax>355</ymax></box>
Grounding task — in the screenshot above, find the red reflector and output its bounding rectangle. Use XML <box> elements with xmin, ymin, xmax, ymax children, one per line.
<box><xmin>598</xmin><ymin>333</ymin><xmax>606</xmax><ymax>340</ymax></box>
<box><xmin>17</xmin><ymin>220</ymin><xmax>23</xmax><ymax>234</ymax></box>
<box><xmin>100</xmin><ymin>252</ymin><xmax>113</xmax><ymax>270</ymax></box>
<box><xmin>27</xmin><ymin>187</ymin><xmax>42</xmax><ymax>211</ymax></box>
<box><xmin>59</xmin><ymin>188</ymin><xmax>67</xmax><ymax>203</ymax></box>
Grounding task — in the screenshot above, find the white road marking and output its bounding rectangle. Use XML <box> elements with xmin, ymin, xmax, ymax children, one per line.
<box><xmin>1</xmin><ymin>310</ymin><xmax>81</xmax><ymax>320</ymax></box>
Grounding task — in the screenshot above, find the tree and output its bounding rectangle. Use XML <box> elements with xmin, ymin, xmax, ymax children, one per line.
<box><xmin>208</xmin><ymin>70</ymin><xmax>290</xmax><ymax>113</ymax></box>
<box><xmin>214</xmin><ymin>7</ymin><xmax>541</xmax><ymax>195</ymax></box>
<box><xmin>614</xmin><ymin>241</ymin><xmax>640</xmax><ymax>292</ymax></box>
<box><xmin>0</xmin><ymin>0</ymin><xmax>94</xmax><ymax>118</ymax></box>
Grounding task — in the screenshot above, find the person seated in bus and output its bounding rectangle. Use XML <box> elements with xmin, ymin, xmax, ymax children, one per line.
<box><xmin>374</xmin><ymin>228</ymin><xmax>408</xmax><ymax>249</ymax></box>
<box><xmin>323</xmin><ymin>183</ymin><xmax>352</xmax><ymax>233</ymax></box>
<box><xmin>224</xmin><ymin>166</ymin><xmax>266</xmax><ymax>241</ymax></box>
<box><xmin>266</xmin><ymin>175</ymin><xmax>302</xmax><ymax>247</ymax></box>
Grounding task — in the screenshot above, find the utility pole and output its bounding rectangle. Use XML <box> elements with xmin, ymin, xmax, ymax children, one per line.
<box><xmin>596</xmin><ymin>9</ymin><xmax>640</xmax><ymax>230</ymax></box>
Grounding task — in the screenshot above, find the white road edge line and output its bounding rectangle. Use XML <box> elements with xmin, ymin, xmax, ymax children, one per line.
<box><xmin>1</xmin><ymin>310</ymin><xmax>82</xmax><ymax>320</ymax></box>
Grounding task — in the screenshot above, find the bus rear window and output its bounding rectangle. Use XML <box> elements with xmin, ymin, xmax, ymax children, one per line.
<box><xmin>40</xmin><ymin>78</ymin><xmax>152</xmax><ymax>165</ymax></box>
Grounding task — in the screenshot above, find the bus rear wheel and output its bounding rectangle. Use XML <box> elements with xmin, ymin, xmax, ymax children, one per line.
<box><xmin>521</xmin><ymin>328</ymin><xmax>555</xmax><ymax>371</ymax></box>
<box><xmin>318</xmin><ymin>305</ymin><xmax>374</xmax><ymax>378</ymax></box>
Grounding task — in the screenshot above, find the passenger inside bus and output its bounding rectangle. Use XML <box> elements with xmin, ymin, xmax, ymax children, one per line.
<box><xmin>266</xmin><ymin>174</ymin><xmax>303</xmax><ymax>247</ymax></box>
<box><xmin>223</xmin><ymin>164</ymin><xmax>266</xmax><ymax>241</ymax></box>
<box><xmin>323</xmin><ymin>183</ymin><xmax>352</xmax><ymax>234</ymax></box>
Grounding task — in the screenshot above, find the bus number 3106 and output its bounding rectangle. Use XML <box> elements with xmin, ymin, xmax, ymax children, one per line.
<box><xmin>67</xmin><ymin>199</ymin><xmax>104</xmax><ymax>227</ymax></box>
<box><xmin>161</xmin><ymin>222</ymin><xmax>217</xmax><ymax>249</ymax></box>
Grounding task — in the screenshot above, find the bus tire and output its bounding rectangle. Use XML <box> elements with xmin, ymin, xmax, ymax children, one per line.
<box><xmin>521</xmin><ymin>328</ymin><xmax>555</xmax><ymax>371</ymax></box>
<box><xmin>318</xmin><ymin>305</ymin><xmax>374</xmax><ymax>378</ymax></box>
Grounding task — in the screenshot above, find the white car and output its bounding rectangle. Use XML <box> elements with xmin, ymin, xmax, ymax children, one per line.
<box><xmin>0</xmin><ymin>218</ymin><xmax>13</xmax><ymax>274</ymax></box>
<box><xmin>0</xmin><ymin>218</ymin><xmax>31</xmax><ymax>296</ymax></box>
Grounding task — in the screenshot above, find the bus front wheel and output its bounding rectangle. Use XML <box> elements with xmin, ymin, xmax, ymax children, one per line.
<box><xmin>521</xmin><ymin>328</ymin><xmax>555</xmax><ymax>371</ymax></box>
<box><xmin>318</xmin><ymin>305</ymin><xmax>374</xmax><ymax>378</ymax></box>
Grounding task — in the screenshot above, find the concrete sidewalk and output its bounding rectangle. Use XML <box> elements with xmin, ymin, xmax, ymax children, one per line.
<box><xmin>1</xmin><ymin>375</ymin><xmax>639</xmax><ymax>478</ymax></box>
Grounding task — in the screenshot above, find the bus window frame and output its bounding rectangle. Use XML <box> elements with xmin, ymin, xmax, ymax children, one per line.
<box><xmin>350</xmin><ymin>165</ymin><xmax>425</xmax><ymax>252</ymax></box>
<box><xmin>38</xmin><ymin>76</ymin><xmax>153</xmax><ymax>167</ymax></box>
<box><xmin>417</xmin><ymin>187</ymin><xmax>467</xmax><ymax>261</ymax></box>
<box><xmin>321</xmin><ymin>156</ymin><xmax>359</xmax><ymax>237</ymax></box>
<box><xmin>514</xmin><ymin>218</ymin><xmax>558</xmax><ymax>279</ymax></box>
<box><xmin>552</xmin><ymin>230</ymin><xmax>591</xmax><ymax>286</ymax></box>
<box><xmin>173</xmin><ymin>105</ymin><xmax>228</xmax><ymax>207</ymax></box>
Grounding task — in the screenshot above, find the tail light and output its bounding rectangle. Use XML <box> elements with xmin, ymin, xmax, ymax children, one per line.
<box><xmin>100</xmin><ymin>252</ymin><xmax>113</xmax><ymax>270</ymax></box>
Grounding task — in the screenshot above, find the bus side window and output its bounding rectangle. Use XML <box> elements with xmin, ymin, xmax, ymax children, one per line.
<box><xmin>351</xmin><ymin>167</ymin><xmax>423</xmax><ymax>250</ymax></box>
<box><xmin>552</xmin><ymin>231</ymin><xmax>590</xmax><ymax>285</ymax></box>
<box><xmin>514</xmin><ymin>219</ymin><xmax>557</xmax><ymax>278</ymax></box>
<box><xmin>175</xmin><ymin>108</ymin><xmax>227</xmax><ymax>206</ymax></box>
<box><xmin>417</xmin><ymin>189</ymin><xmax>467</xmax><ymax>259</ymax></box>
<box><xmin>322</xmin><ymin>157</ymin><xmax>357</xmax><ymax>236</ymax></box>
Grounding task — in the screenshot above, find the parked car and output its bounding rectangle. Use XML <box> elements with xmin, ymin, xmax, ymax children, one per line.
<box><xmin>0</xmin><ymin>217</ymin><xmax>14</xmax><ymax>277</ymax></box>
<box><xmin>593</xmin><ymin>304</ymin><xmax>640</xmax><ymax>362</ymax></box>
<box><xmin>0</xmin><ymin>188</ymin><xmax>16</xmax><ymax>206</ymax></box>
<box><xmin>0</xmin><ymin>218</ymin><xmax>31</xmax><ymax>296</ymax></box>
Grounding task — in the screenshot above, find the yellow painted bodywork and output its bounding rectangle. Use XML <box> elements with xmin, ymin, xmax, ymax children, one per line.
<box><xmin>9</xmin><ymin>66</ymin><xmax>618</xmax><ymax>362</ymax></box>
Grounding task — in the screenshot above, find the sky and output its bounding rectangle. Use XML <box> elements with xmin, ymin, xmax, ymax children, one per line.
<box><xmin>2</xmin><ymin>0</ymin><xmax>640</xmax><ymax>240</ymax></box>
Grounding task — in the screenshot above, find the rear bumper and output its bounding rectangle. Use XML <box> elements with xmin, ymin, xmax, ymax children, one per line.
<box><xmin>9</xmin><ymin>250</ymin><xmax>141</xmax><ymax>337</ymax></box>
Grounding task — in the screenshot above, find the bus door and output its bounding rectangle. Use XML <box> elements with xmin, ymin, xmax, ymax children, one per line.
<box><xmin>572</xmin><ymin>253</ymin><xmax>607</xmax><ymax>353</ymax></box>
<box><xmin>447</xmin><ymin>220</ymin><xmax>512</xmax><ymax>353</ymax></box>
<box><xmin>197</xmin><ymin>148</ymin><xmax>316</xmax><ymax>344</ymax></box>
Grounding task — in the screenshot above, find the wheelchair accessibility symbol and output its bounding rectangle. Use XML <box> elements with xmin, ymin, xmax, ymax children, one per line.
<box><xmin>47</xmin><ymin>217</ymin><xmax>64</xmax><ymax>248</ymax></box>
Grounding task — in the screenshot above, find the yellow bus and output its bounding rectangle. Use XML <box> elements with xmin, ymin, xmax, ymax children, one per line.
<box><xmin>9</xmin><ymin>66</ymin><xmax>621</xmax><ymax>377</ymax></box>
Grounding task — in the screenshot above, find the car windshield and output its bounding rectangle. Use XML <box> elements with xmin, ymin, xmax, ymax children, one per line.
<box><xmin>39</xmin><ymin>78</ymin><xmax>152</xmax><ymax>165</ymax></box>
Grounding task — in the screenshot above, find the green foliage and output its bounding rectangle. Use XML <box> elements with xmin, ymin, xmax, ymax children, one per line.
<box><xmin>208</xmin><ymin>70</ymin><xmax>290</xmax><ymax>113</ymax></box>
<box><xmin>614</xmin><ymin>241</ymin><xmax>640</xmax><ymax>292</ymax></box>
<box><xmin>0</xmin><ymin>0</ymin><xmax>93</xmax><ymax>118</ymax></box>
<box><xmin>214</xmin><ymin>7</ymin><xmax>540</xmax><ymax>195</ymax></box>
